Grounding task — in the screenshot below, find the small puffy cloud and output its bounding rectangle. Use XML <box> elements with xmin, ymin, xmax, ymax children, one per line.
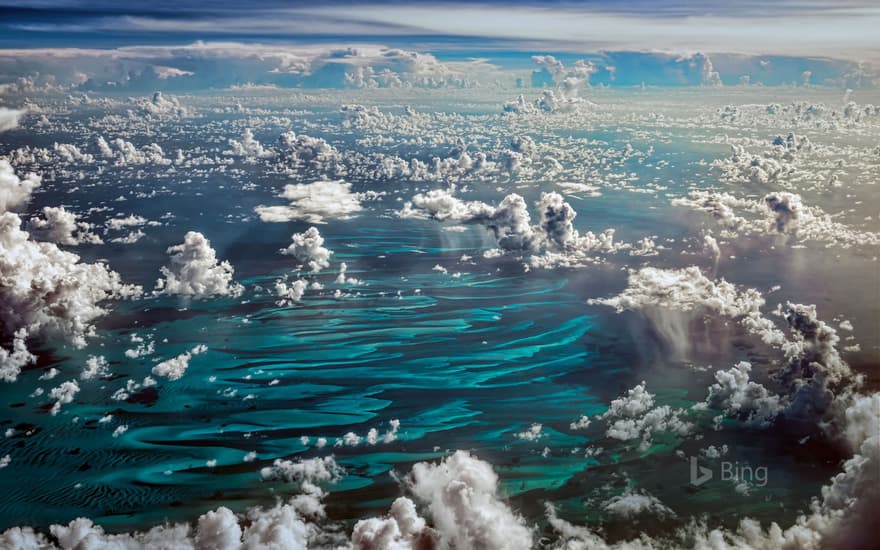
<box><xmin>53</xmin><ymin>143</ymin><xmax>94</xmax><ymax>164</ymax></box>
<box><xmin>226</xmin><ymin>128</ymin><xmax>274</xmax><ymax>160</ymax></box>
<box><xmin>49</xmin><ymin>379</ymin><xmax>79</xmax><ymax>415</ymax></box>
<box><xmin>699</xmin><ymin>361</ymin><xmax>783</xmax><ymax>428</ymax></box>
<box><xmin>259</xmin><ymin>456</ymin><xmax>340</xmax><ymax>484</ymax></box>
<box><xmin>276</xmin><ymin>132</ymin><xmax>343</xmax><ymax>174</ymax></box>
<box><xmin>0</xmin><ymin>329</ymin><xmax>34</xmax><ymax>383</ymax></box>
<box><xmin>0</xmin><ymin>160</ymin><xmax>41</xmax><ymax>213</ymax></box>
<box><xmin>601</xmin><ymin>488</ymin><xmax>676</xmax><ymax>519</ymax></box>
<box><xmin>274</xmin><ymin>279</ymin><xmax>307</xmax><ymax>305</ymax></box>
<box><xmin>27</xmin><ymin>206</ymin><xmax>103</xmax><ymax>246</ymax></box>
<box><xmin>137</xmin><ymin>92</ymin><xmax>190</xmax><ymax>118</ymax></box>
<box><xmin>80</xmin><ymin>355</ymin><xmax>109</xmax><ymax>380</ymax></box>
<box><xmin>280</xmin><ymin>226</ymin><xmax>332</xmax><ymax>272</ymax></box>
<box><xmin>569</xmin><ymin>415</ymin><xmax>591</xmax><ymax>430</ymax></box>
<box><xmin>0</xmin><ymin>107</ymin><xmax>24</xmax><ymax>132</ymax></box>
<box><xmin>598</xmin><ymin>382</ymin><xmax>693</xmax><ymax>450</ymax></box>
<box><xmin>96</xmin><ymin>136</ymin><xmax>171</xmax><ymax>166</ymax></box>
<box><xmin>155</xmin><ymin>232</ymin><xmax>244</xmax><ymax>298</ymax></box>
<box><xmin>514</xmin><ymin>423</ymin><xmax>544</xmax><ymax>441</ymax></box>
<box><xmin>351</xmin><ymin>497</ymin><xmax>435</xmax><ymax>549</ymax></box>
<box><xmin>256</xmin><ymin>180</ymin><xmax>364</xmax><ymax>223</ymax></box>
<box><xmin>152</xmin><ymin>344</ymin><xmax>207</xmax><ymax>381</ymax></box>
<box><xmin>106</xmin><ymin>215</ymin><xmax>150</xmax><ymax>232</ymax></box>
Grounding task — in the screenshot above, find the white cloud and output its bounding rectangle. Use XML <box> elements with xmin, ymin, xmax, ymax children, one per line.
<box><xmin>407</xmin><ymin>450</ymin><xmax>533</xmax><ymax>550</ymax></box>
<box><xmin>226</xmin><ymin>128</ymin><xmax>274</xmax><ymax>160</ymax></box>
<box><xmin>152</xmin><ymin>344</ymin><xmax>207</xmax><ymax>381</ymax></box>
<box><xmin>699</xmin><ymin>361</ymin><xmax>783</xmax><ymax>428</ymax></box>
<box><xmin>49</xmin><ymin>379</ymin><xmax>79</xmax><ymax>415</ymax></box>
<box><xmin>0</xmin><ymin>108</ymin><xmax>24</xmax><ymax>132</ymax></box>
<box><xmin>256</xmin><ymin>180</ymin><xmax>365</xmax><ymax>223</ymax></box>
<box><xmin>105</xmin><ymin>215</ymin><xmax>150</xmax><ymax>232</ymax></box>
<box><xmin>0</xmin><ymin>160</ymin><xmax>41</xmax><ymax>213</ymax></box>
<box><xmin>275</xmin><ymin>279</ymin><xmax>308</xmax><ymax>305</ymax></box>
<box><xmin>351</xmin><ymin>497</ymin><xmax>434</xmax><ymax>549</ymax></box>
<box><xmin>599</xmin><ymin>382</ymin><xmax>693</xmax><ymax>451</ymax></box>
<box><xmin>0</xmin><ymin>211</ymin><xmax>141</xmax><ymax>367</ymax></box>
<box><xmin>53</xmin><ymin>143</ymin><xmax>94</xmax><ymax>164</ymax></box>
<box><xmin>402</xmin><ymin>189</ymin><xmax>631</xmax><ymax>268</ymax></box>
<box><xmin>137</xmin><ymin>92</ymin><xmax>190</xmax><ymax>118</ymax></box>
<box><xmin>601</xmin><ymin>488</ymin><xmax>676</xmax><ymax>520</ymax></box>
<box><xmin>259</xmin><ymin>456</ymin><xmax>341</xmax><ymax>484</ymax></box>
<box><xmin>589</xmin><ymin>266</ymin><xmax>785</xmax><ymax>351</ymax></box>
<box><xmin>281</xmin><ymin>226</ymin><xmax>333</xmax><ymax>272</ymax></box>
<box><xmin>80</xmin><ymin>355</ymin><xmax>109</xmax><ymax>380</ymax></box>
<box><xmin>155</xmin><ymin>231</ymin><xmax>244</xmax><ymax>298</ymax></box>
<box><xmin>0</xmin><ymin>329</ymin><xmax>34</xmax><ymax>383</ymax></box>
<box><xmin>96</xmin><ymin>136</ymin><xmax>171</xmax><ymax>166</ymax></box>
<box><xmin>514</xmin><ymin>423</ymin><xmax>543</xmax><ymax>441</ymax></box>
<box><xmin>27</xmin><ymin>206</ymin><xmax>103</xmax><ymax>246</ymax></box>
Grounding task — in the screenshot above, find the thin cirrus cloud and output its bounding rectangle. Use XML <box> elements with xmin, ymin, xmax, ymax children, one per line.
<box><xmin>1</xmin><ymin>1</ymin><xmax>879</xmax><ymax>59</ymax></box>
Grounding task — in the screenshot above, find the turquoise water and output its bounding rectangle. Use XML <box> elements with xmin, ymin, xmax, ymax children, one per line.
<box><xmin>0</xmin><ymin>92</ymin><xmax>874</xmax><ymax>539</ymax></box>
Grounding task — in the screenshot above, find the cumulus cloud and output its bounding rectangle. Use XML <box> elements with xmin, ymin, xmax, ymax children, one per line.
<box><xmin>401</xmin><ymin>189</ymin><xmax>630</xmax><ymax>268</ymax></box>
<box><xmin>0</xmin><ymin>107</ymin><xmax>24</xmax><ymax>132</ymax></box>
<box><xmin>601</xmin><ymin>488</ymin><xmax>676</xmax><ymax>520</ymax></box>
<box><xmin>256</xmin><ymin>180</ymin><xmax>365</xmax><ymax>224</ymax></box>
<box><xmin>591</xmin><ymin>267</ymin><xmax>863</xmax><ymax>433</ymax></box>
<box><xmin>137</xmin><ymin>91</ymin><xmax>190</xmax><ymax>118</ymax></box>
<box><xmin>195</xmin><ymin>507</ymin><xmax>241</xmax><ymax>550</ymax></box>
<box><xmin>259</xmin><ymin>456</ymin><xmax>341</xmax><ymax>484</ymax></box>
<box><xmin>151</xmin><ymin>344</ymin><xmax>207</xmax><ymax>381</ymax></box>
<box><xmin>0</xmin><ymin>43</ymin><xmax>500</xmax><ymax>93</ymax></box>
<box><xmin>0</xmin><ymin>211</ymin><xmax>141</xmax><ymax>375</ymax></box>
<box><xmin>589</xmin><ymin>266</ymin><xmax>785</xmax><ymax>352</ymax></box>
<box><xmin>3</xmin><ymin>423</ymin><xmax>877</xmax><ymax>549</ymax></box>
<box><xmin>226</xmin><ymin>128</ymin><xmax>274</xmax><ymax>160</ymax></box>
<box><xmin>155</xmin><ymin>231</ymin><xmax>244</xmax><ymax>298</ymax></box>
<box><xmin>351</xmin><ymin>496</ymin><xmax>436</xmax><ymax>550</ymax></box>
<box><xmin>281</xmin><ymin>226</ymin><xmax>333</xmax><ymax>272</ymax></box>
<box><xmin>675</xmin><ymin>189</ymin><xmax>879</xmax><ymax>248</ymax></box>
<box><xmin>763</xmin><ymin>192</ymin><xmax>879</xmax><ymax>247</ymax></box>
<box><xmin>514</xmin><ymin>423</ymin><xmax>544</xmax><ymax>441</ymax></box>
<box><xmin>598</xmin><ymin>382</ymin><xmax>693</xmax><ymax>451</ymax></box>
<box><xmin>697</xmin><ymin>361</ymin><xmax>783</xmax><ymax>428</ymax></box>
<box><xmin>779</xmin><ymin>303</ymin><xmax>856</xmax><ymax>420</ymax></box>
<box><xmin>53</xmin><ymin>143</ymin><xmax>94</xmax><ymax>164</ymax></box>
<box><xmin>27</xmin><ymin>206</ymin><xmax>103</xmax><ymax>245</ymax></box>
<box><xmin>718</xmin><ymin>100</ymin><xmax>880</xmax><ymax>130</ymax></box>
<box><xmin>80</xmin><ymin>355</ymin><xmax>109</xmax><ymax>380</ymax></box>
<box><xmin>406</xmin><ymin>450</ymin><xmax>533</xmax><ymax>550</ymax></box>
<box><xmin>275</xmin><ymin>279</ymin><xmax>308</xmax><ymax>305</ymax></box>
<box><xmin>276</xmin><ymin>132</ymin><xmax>344</xmax><ymax>175</ymax></box>
<box><xmin>0</xmin><ymin>329</ymin><xmax>34</xmax><ymax>383</ymax></box>
<box><xmin>2</xmin><ymin>454</ymin><xmax>342</xmax><ymax>549</ymax></box>
<box><xmin>96</xmin><ymin>136</ymin><xmax>171</xmax><ymax>166</ymax></box>
<box><xmin>49</xmin><ymin>379</ymin><xmax>79</xmax><ymax>415</ymax></box>
<box><xmin>2</xmin><ymin>163</ymin><xmax>127</xmax><ymax>377</ymax></box>
<box><xmin>0</xmin><ymin>160</ymin><xmax>41</xmax><ymax>213</ymax></box>
<box><xmin>711</xmin><ymin>132</ymin><xmax>811</xmax><ymax>185</ymax></box>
